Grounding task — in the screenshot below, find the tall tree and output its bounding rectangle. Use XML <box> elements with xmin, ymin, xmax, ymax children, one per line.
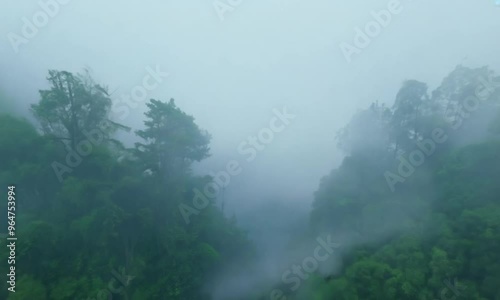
<box><xmin>433</xmin><ymin>65</ymin><xmax>499</xmax><ymax>125</ymax></box>
<box><xmin>31</xmin><ymin>70</ymin><xmax>116</xmax><ymax>149</ymax></box>
<box><xmin>390</xmin><ymin>80</ymin><xmax>430</xmax><ymax>155</ymax></box>
<box><xmin>135</xmin><ymin>99</ymin><xmax>211</xmax><ymax>179</ymax></box>
<box><xmin>336</xmin><ymin>101</ymin><xmax>392</xmax><ymax>155</ymax></box>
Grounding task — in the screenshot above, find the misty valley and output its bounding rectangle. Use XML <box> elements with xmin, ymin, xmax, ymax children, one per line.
<box><xmin>1</xmin><ymin>1</ymin><xmax>500</xmax><ymax>300</ymax></box>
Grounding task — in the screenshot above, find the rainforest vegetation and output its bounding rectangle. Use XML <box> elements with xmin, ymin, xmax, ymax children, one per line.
<box><xmin>1</xmin><ymin>64</ymin><xmax>500</xmax><ymax>300</ymax></box>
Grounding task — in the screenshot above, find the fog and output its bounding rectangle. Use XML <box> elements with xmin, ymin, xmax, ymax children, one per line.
<box><xmin>2</xmin><ymin>0</ymin><xmax>500</xmax><ymax>299</ymax></box>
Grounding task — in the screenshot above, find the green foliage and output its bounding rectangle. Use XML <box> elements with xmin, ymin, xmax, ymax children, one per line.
<box><xmin>135</xmin><ymin>98</ymin><xmax>211</xmax><ymax>178</ymax></box>
<box><xmin>8</xmin><ymin>275</ymin><xmax>47</xmax><ymax>300</ymax></box>
<box><xmin>31</xmin><ymin>70</ymin><xmax>115</xmax><ymax>148</ymax></box>
<box><xmin>2</xmin><ymin>64</ymin><xmax>500</xmax><ymax>300</ymax></box>
<box><xmin>306</xmin><ymin>66</ymin><xmax>500</xmax><ymax>300</ymax></box>
<box><xmin>1</xmin><ymin>86</ymin><xmax>252</xmax><ymax>300</ymax></box>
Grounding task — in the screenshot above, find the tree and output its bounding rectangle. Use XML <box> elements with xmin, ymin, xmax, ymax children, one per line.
<box><xmin>336</xmin><ymin>101</ymin><xmax>392</xmax><ymax>155</ymax></box>
<box><xmin>390</xmin><ymin>80</ymin><xmax>430</xmax><ymax>155</ymax></box>
<box><xmin>134</xmin><ymin>99</ymin><xmax>211</xmax><ymax>178</ymax></box>
<box><xmin>432</xmin><ymin>65</ymin><xmax>500</xmax><ymax>126</ymax></box>
<box><xmin>31</xmin><ymin>70</ymin><xmax>119</xmax><ymax>149</ymax></box>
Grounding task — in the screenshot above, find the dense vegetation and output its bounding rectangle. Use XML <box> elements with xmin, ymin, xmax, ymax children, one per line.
<box><xmin>292</xmin><ymin>65</ymin><xmax>500</xmax><ymax>300</ymax></box>
<box><xmin>1</xmin><ymin>65</ymin><xmax>499</xmax><ymax>299</ymax></box>
<box><xmin>0</xmin><ymin>70</ymin><xmax>254</xmax><ymax>300</ymax></box>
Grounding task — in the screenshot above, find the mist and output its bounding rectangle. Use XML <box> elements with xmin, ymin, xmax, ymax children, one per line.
<box><xmin>2</xmin><ymin>1</ymin><xmax>500</xmax><ymax>299</ymax></box>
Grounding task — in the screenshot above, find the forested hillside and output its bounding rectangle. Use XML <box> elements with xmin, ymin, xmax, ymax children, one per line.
<box><xmin>293</xmin><ymin>65</ymin><xmax>500</xmax><ymax>299</ymax></box>
<box><xmin>1</xmin><ymin>65</ymin><xmax>500</xmax><ymax>299</ymax></box>
<box><xmin>0</xmin><ymin>71</ymin><xmax>255</xmax><ymax>300</ymax></box>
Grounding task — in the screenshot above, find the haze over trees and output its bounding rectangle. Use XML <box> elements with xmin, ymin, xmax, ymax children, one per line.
<box><xmin>1</xmin><ymin>64</ymin><xmax>500</xmax><ymax>299</ymax></box>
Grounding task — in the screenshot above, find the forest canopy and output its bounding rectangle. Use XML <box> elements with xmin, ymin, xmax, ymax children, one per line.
<box><xmin>1</xmin><ymin>65</ymin><xmax>500</xmax><ymax>299</ymax></box>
